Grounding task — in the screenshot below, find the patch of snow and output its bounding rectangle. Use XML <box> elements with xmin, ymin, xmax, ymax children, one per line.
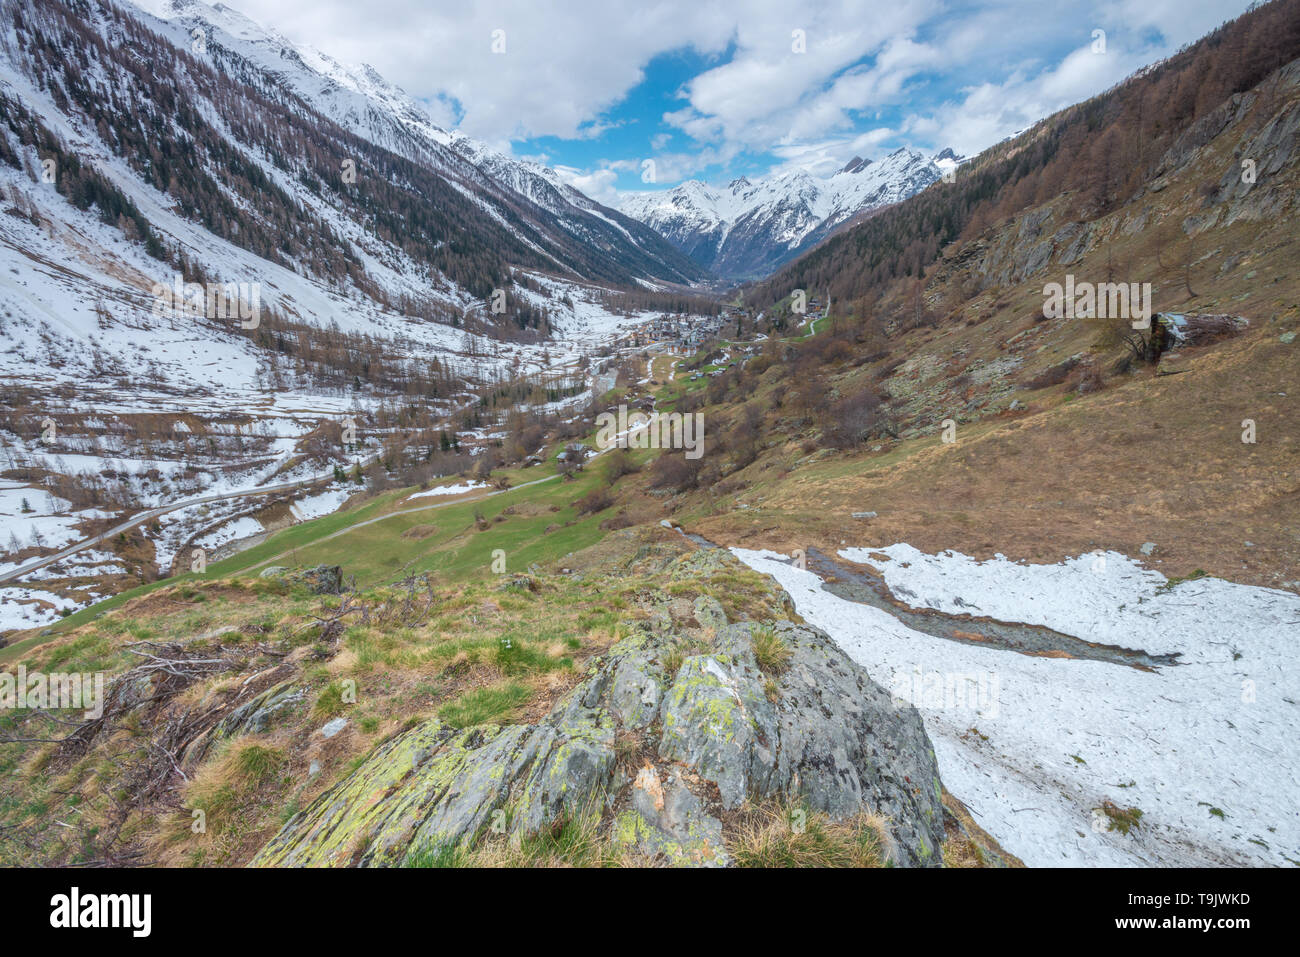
<box><xmin>732</xmin><ymin>545</ymin><xmax>1300</xmax><ymax>867</ymax></box>
<box><xmin>289</xmin><ymin>487</ymin><xmax>352</xmax><ymax>522</ymax></box>
<box><xmin>404</xmin><ymin>481</ymin><xmax>488</xmax><ymax>501</ymax></box>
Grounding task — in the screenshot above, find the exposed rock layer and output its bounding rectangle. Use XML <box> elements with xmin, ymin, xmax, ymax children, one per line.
<box><xmin>253</xmin><ymin>611</ymin><xmax>946</xmax><ymax>867</ymax></box>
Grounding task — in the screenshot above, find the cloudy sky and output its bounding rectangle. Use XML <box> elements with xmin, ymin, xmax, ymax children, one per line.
<box><xmin>142</xmin><ymin>0</ymin><xmax>1256</xmax><ymax>203</ymax></box>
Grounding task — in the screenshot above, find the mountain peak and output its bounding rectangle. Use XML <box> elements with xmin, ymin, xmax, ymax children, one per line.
<box><xmin>620</xmin><ymin>148</ymin><xmax>941</xmax><ymax>278</ymax></box>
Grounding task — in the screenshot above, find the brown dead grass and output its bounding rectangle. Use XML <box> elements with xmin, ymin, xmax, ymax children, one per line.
<box><xmin>726</xmin><ymin>800</ymin><xmax>893</xmax><ymax>867</ymax></box>
<box><xmin>400</xmin><ymin>523</ymin><xmax>439</xmax><ymax>540</ymax></box>
<box><xmin>941</xmin><ymin>791</ymin><xmax>1025</xmax><ymax>868</ymax></box>
<box><xmin>697</xmin><ymin>326</ymin><xmax>1298</xmax><ymax>590</ymax></box>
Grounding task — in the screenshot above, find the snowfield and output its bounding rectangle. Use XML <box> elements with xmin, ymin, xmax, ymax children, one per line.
<box><xmin>0</xmin><ymin>585</ymin><xmax>81</xmax><ymax>631</ymax></box>
<box><xmin>0</xmin><ymin>482</ymin><xmax>106</xmax><ymax>561</ymax></box>
<box><xmin>732</xmin><ymin>544</ymin><xmax>1300</xmax><ymax>867</ymax></box>
<box><xmin>289</xmin><ymin>488</ymin><xmax>353</xmax><ymax>522</ymax></box>
<box><xmin>404</xmin><ymin>481</ymin><xmax>488</xmax><ymax>501</ymax></box>
<box><xmin>193</xmin><ymin>515</ymin><xmax>264</xmax><ymax>551</ymax></box>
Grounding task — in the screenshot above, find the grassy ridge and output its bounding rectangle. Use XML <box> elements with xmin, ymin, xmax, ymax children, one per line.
<box><xmin>6</xmin><ymin>447</ymin><xmax>653</xmax><ymax>660</ymax></box>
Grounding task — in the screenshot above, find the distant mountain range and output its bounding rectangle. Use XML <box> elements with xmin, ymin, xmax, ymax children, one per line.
<box><xmin>618</xmin><ymin>148</ymin><xmax>961</xmax><ymax>279</ymax></box>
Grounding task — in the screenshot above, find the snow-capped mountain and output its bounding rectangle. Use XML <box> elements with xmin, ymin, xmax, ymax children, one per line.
<box><xmin>147</xmin><ymin>1</ymin><xmax>704</xmax><ymax>288</ymax></box>
<box><xmin>619</xmin><ymin>148</ymin><xmax>947</xmax><ymax>279</ymax></box>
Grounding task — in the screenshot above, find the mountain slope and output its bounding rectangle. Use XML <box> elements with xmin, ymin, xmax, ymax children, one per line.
<box><xmin>746</xmin><ymin>0</ymin><xmax>1300</xmax><ymax>318</ymax></box>
<box><xmin>619</xmin><ymin>148</ymin><xmax>943</xmax><ymax>279</ymax></box>
<box><xmin>0</xmin><ymin>0</ymin><xmax>720</xmax><ymax>409</ymax></box>
<box><xmin>606</xmin><ymin>10</ymin><xmax>1300</xmax><ymax>865</ymax></box>
<box><xmin>150</xmin><ymin>1</ymin><xmax>707</xmax><ymax>289</ymax></box>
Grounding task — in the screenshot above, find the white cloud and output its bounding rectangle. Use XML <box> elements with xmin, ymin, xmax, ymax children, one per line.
<box><xmin>136</xmin><ymin>0</ymin><xmax>1260</xmax><ymax>194</ymax></box>
<box><xmin>171</xmin><ymin>0</ymin><xmax>737</xmax><ymax>142</ymax></box>
<box><xmin>771</xmin><ymin>127</ymin><xmax>898</xmax><ymax>177</ymax></box>
<box><xmin>552</xmin><ymin>166</ymin><xmax>620</xmax><ymax>206</ymax></box>
<box><xmin>666</xmin><ymin>2</ymin><xmax>940</xmax><ymax>152</ymax></box>
<box><xmin>902</xmin><ymin>40</ymin><xmax>1158</xmax><ymax>157</ymax></box>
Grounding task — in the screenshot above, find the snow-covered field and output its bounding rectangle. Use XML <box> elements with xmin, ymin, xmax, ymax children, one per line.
<box><xmin>0</xmin><ymin>469</ymin><xmax>364</xmax><ymax>632</ymax></box>
<box><xmin>404</xmin><ymin>481</ymin><xmax>488</xmax><ymax>501</ymax></box>
<box><xmin>0</xmin><ymin>585</ymin><xmax>81</xmax><ymax>632</ymax></box>
<box><xmin>21</xmin><ymin>548</ymin><xmax>124</xmax><ymax>581</ymax></box>
<box><xmin>0</xmin><ymin>482</ymin><xmax>110</xmax><ymax>563</ymax></box>
<box><xmin>289</xmin><ymin>488</ymin><xmax>354</xmax><ymax>521</ymax></box>
<box><xmin>733</xmin><ymin>544</ymin><xmax>1300</xmax><ymax>867</ymax></box>
<box><xmin>193</xmin><ymin>515</ymin><xmax>264</xmax><ymax>552</ymax></box>
<box><xmin>0</xmin><ymin>0</ymin><xmax>718</xmax><ymax>636</ymax></box>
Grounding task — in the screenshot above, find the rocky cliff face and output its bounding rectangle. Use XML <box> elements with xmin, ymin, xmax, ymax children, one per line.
<box><xmin>923</xmin><ymin>56</ymin><xmax>1300</xmax><ymax>299</ymax></box>
<box><xmin>253</xmin><ymin>546</ymin><xmax>948</xmax><ymax>867</ymax></box>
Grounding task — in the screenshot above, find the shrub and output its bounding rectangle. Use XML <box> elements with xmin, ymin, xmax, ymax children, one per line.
<box><xmin>1023</xmin><ymin>356</ymin><xmax>1079</xmax><ymax>390</ymax></box>
<box><xmin>601</xmin><ymin>448</ymin><xmax>638</xmax><ymax>486</ymax></box>
<box><xmin>821</xmin><ymin>387</ymin><xmax>884</xmax><ymax>449</ymax></box>
<box><xmin>648</xmin><ymin>453</ymin><xmax>703</xmax><ymax>492</ymax></box>
<box><xmin>600</xmin><ymin>511</ymin><xmax>634</xmax><ymax>531</ymax></box>
<box><xmin>575</xmin><ymin>487</ymin><xmax>614</xmax><ymax>515</ymax></box>
<box><xmin>752</xmin><ymin>626</ymin><xmax>792</xmax><ymax>674</ymax></box>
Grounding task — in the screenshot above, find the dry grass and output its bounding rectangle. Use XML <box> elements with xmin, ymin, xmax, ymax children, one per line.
<box><xmin>697</xmin><ymin>326</ymin><xmax>1299</xmax><ymax>590</ymax></box>
<box><xmin>2</xmin><ymin>532</ymin><xmax>775</xmax><ymax>868</ymax></box>
<box><xmin>728</xmin><ymin>801</ymin><xmax>892</xmax><ymax>867</ymax></box>
<box><xmin>405</xmin><ymin>805</ymin><xmax>634</xmax><ymax>868</ymax></box>
<box><xmin>751</xmin><ymin>625</ymin><xmax>792</xmax><ymax>675</ymax></box>
<box><xmin>144</xmin><ymin>737</ymin><xmax>294</xmax><ymax>866</ymax></box>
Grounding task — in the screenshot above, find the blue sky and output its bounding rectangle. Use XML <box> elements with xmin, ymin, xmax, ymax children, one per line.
<box><xmin>157</xmin><ymin>0</ymin><xmax>1258</xmax><ymax>204</ymax></box>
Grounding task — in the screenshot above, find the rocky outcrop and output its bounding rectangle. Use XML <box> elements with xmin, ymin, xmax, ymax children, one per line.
<box><xmin>252</xmin><ymin>613</ymin><xmax>946</xmax><ymax>867</ymax></box>
<box><xmin>258</xmin><ymin>564</ymin><xmax>344</xmax><ymax>594</ymax></box>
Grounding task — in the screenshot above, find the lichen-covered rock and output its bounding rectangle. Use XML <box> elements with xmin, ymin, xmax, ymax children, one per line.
<box><xmin>252</xmin><ymin>589</ymin><xmax>946</xmax><ymax>867</ymax></box>
<box><xmin>259</xmin><ymin>564</ymin><xmax>344</xmax><ymax>593</ymax></box>
<box><xmin>606</xmin><ymin>655</ymin><xmax>663</xmax><ymax>730</ymax></box>
<box><xmin>692</xmin><ymin>595</ymin><xmax>728</xmax><ymax>630</ymax></box>
<box><xmin>658</xmin><ymin>643</ymin><xmax>776</xmax><ymax>810</ymax></box>
<box><xmin>300</xmin><ymin>565</ymin><xmax>344</xmax><ymax>595</ymax></box>
<box><xmin>617</xmin><ymin>766</ymin><xmax>728</xmax><ymax>866</ymax></box>
<box><xmin>763</xmin><ymin>620</ymin><xmax>945</xmax><ymax>863</ymax></box>
<box><xmin>215</xmin><ymin>681</ymin><xmax>305</xmax><ymax>738</ymax></box>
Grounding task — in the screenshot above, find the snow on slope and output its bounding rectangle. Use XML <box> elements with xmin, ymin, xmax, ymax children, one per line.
<box><xmin>0</xmin><ymin>15</ymin><xmax>495</xmax><ymax>397</ymax></box>
<box><xmin>141</xmin><ymin>1</ymin><xmax>701</xmax><ymax>286</ymax></box>
<box><xmin>0</xmin><ymin>0</ymin><xmax>717</xmax><ymax>630</ymax></box>
<box><xmin>733</xmin><ymin>545</ymin><xmax>1300</xmax><ymax>867</ymax></box>
<box><xmin>0</xmin><ymin>0</ymin><xmax>708</xmax><ymax>407</ymax></box>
